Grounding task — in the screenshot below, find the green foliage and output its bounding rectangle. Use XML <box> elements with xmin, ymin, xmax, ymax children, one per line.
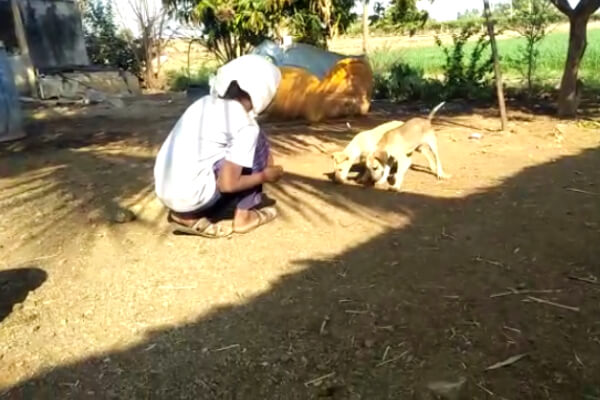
<box><xmin>434</xmin><ymin>24</ymin><xmax>494</xmax><ymax>100</ymax></box>
<box><xmin>368</xmin><ymin>0</ymin><xmax>429</xmax><ymax>35</ymax></box>
<box><xmin>372</xmin><ymin>60</ymin><xmax>442</xmax><ymax>102</ymax></box>
<box><xmin>369</xmin><ymin>2</ymin><xmax>387</xmax><ymax>25</ymax></box>
<box><xmin>82</xmin><ymin>0</ymin><xmax>140</xmax><ymax>76</ymax></box>
<box><xmin>164</xmin><ymin>0</ymin><xmax>355</xmax><ymax>62</ymax></box>
<box><xmin>387</xmin><ymin>0</ymin><xmax>429</xmax><ymax>34</ymax></box>
<box><xmin>509</xmin><ymin>0</ymin><xmax>558</xmax><ymax>95</ymax></box>
<box><xmin>373</xmin><ymin>28</ymin><xmax>600</xmax><ymax>85</ymax></box>
<box><xmin>369</xmin><ymin>25</ymin><xmax>495</xmax><ymax>104</ymax></box>
<box><xmin>167</xmin><ymin>66</ymin><xmax>215</xmax><ymax>91</ymax></box>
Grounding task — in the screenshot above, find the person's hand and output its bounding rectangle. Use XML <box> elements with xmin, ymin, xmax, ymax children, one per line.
<box><xmin>262</xmin><ymin>165</ymin><xmax>284</xmax><ymax>183</ymax></box>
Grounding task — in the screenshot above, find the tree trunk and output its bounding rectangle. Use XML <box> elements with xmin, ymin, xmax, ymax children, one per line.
<box><xmin>483</xmin><ymin>0</ymin><xmax>508</xmax><ymax>131</ymax></box>
<box><xmin>557</xmin><ymin>14</ymin><xmax>588</xmax><ymax>117</ymax></box>
<box><xmin>362</xmin><ymin>0</ymin><xmax>369</xmax><ymax>54</ymax></box>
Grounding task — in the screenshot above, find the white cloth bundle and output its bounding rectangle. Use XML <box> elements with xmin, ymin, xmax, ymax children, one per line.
<box><xmin>210</xmin><ymin>54</ymin><xmax>282</xmax><ymax>117</ymax></box>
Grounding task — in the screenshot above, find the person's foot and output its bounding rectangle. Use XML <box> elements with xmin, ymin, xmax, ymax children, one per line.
<box><xmin>233</xmin><ymin>206</ymin><xmax>278</xmax><ymax>234</ymax></box>
<box><xmin>168</xmin><ymin>212</ymin><xmax>233</xmax><ymax>238</ymax></box>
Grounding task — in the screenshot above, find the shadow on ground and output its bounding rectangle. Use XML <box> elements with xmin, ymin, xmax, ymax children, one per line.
<box><xmin>0</xmin><ymin>268</ymin><xmax>47</xmax><ymax>323</ymax></box>
<box><xmin>3</xmin><ymin>145</ymin><xmax>599</xmax><ymax>399</ymax></box>
<box><xmin>0</xmin><ymin>100</ymin><xmax>478</xmax><ymax>247</ymax></box>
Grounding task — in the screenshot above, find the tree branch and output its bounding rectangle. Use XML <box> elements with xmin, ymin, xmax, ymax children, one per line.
<box><xmin>574</xmin><ymin>0</ymin><xmax>600</xmax><ymax>17</ymax></box>
<box><xmin>549</xmin><ymin>0</ymin><xmax>573</xmax><ymax>16</ymax></box>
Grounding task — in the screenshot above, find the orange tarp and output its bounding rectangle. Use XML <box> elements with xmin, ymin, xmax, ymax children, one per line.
<box><xmin>265</xmin><ymin>58</ymin><xmax>373</xmax><ymax>122</ymax></box>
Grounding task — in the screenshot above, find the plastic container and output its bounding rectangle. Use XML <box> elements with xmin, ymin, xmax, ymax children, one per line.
<box><xmin>0</xmin><ymin>41</ymin><xmax>25</xmax><ymax>143</ymax></box>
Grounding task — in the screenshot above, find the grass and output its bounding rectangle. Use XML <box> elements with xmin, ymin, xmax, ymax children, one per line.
<box><xmin>369</xmin><ymin>28</ymin><xmax>600</xmax><ymax>86</ymax></box>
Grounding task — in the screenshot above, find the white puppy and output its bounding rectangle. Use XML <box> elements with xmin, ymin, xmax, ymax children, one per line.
<box><xmin>365</xmin><ymin>102</ymin><xmax>450</xmax><ymax>191</ymax></box>
<box><xmin>331</xmin><ymin>120</ymin><xmax>405</xmax><ymax>183</ymax></box>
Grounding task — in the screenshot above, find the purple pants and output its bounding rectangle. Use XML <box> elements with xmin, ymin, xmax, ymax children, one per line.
<box><xmin>203</xmin><ymin>131</ymin><xmax>270</xmax><ymax>218</ymax></box>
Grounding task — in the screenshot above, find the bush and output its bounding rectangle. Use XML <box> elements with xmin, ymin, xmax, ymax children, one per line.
<box><xmin>166</xmin><ymin>66</ymin><xmax>216</xmax><ymax>92</ymax></box>
<box><xmin>508</xmin><ymin>0</ymin><xmax>557</xmax><ymax>96</ymax></box>
<box><xmin>369</xmin><ymin>24</ymin><xmax>495</xmax><ymax>103</ymax></box>
<box><xmin>370</xmin><ymin>53</ymin><xmax>444</xmax><ymax>102</ymax></box>
<box><xmin>435</xmin><ymin>24</ymin><xmax>494</xmax><ymax>100</ymax></box>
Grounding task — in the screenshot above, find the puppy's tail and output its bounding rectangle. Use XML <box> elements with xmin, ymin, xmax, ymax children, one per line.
<box><xmin>427</xmin><ymin>101</ymin><xmax>446</xmax><ymax>121</ymax></box>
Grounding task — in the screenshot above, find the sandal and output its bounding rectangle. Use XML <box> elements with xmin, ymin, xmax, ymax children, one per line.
<box><xmin>234</xmin><ymin>206</ymin><xmax>278</xmax><ymax>234</ymax></box>
<box><xmin>168</xmin><ymin>213</ymin><xmax>233</xmax><ymax>238</ymax></box>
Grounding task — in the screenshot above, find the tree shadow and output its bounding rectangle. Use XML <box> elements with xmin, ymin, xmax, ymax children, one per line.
<box><xmin>3</xmin><ymin>144</ymin><xmax>599</xmax><ymax>399</ymax></box>
<box><xmin>0</xmin><ymin>267</ymin><xmax>47</xmax><ymax>323</ymax></box>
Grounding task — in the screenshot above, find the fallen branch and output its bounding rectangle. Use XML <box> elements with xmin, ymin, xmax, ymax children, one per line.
<box><xmin>566</xmin><ymin>187</ymin><xmax>599</xmax><ymax>196</ymax></box>
<box><xmin>485</xmin><ymin>353</ymin><xmax>528</xmax><ymax>371</ymax></box>
<box><xmin>213</xmin><ymin>344</ymin><xmax>240</xmax><ymax>352</ymax></box>
<box><xmin>475</xmin><ymin>382</ymin><xmax>495</xmax><ymax>396</ymax></box>
<box><xmin>490</xmin><ymin>288</ymin><xmax>562</xmax><ymax>298</ymax></box>
<box><xmin>525</xmin><ymin>296</ymin><xmax>580</xmax><ymax>312</ymax></box>
<box><xmin>381</xmin><ymin>345</ymin><xmax>391</xmax><ymax>362</ymax></box>
<box><xmin>319</xmin><ymin>315</ymin><xmax>330</xmax><ymax>335</ymax></box>
<box><xmin>503</xmin><ymin>325</ymin><xmax>521</xmax><ymax>334</ymax></box>
<box><xmin>568</xmin><ymin>275</ymin><xmax>598</xmax><ymax>285</ymax></box>
<box><xmin>376</xmin><ymin>350</ymin><xmax>409</xmax><ymax>367</ymax></box>
<box><xmin>304</xmin><ymin>372</ymin><xmax>335</xmax><ymax>387</ymax></box>
<box><xmin>473</xmin><ymin>256</ymin><xmax>505</xmax><ymax>268</ymax></box>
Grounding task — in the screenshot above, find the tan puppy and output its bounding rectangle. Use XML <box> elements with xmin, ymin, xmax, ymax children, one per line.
<box><xmin>365</xmin><ymin>102</ymin><xmax>450</xmax><ymax>191</ymax></box>
<box><xmin>332</xmin><ymin>120</ymin><xmax>405</xmax><ymax>183</ymax></box>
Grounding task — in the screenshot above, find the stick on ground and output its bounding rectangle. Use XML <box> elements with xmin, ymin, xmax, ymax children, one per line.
<box><xmin>213</xmin><ymin>344</ymin><xmax>240</xmax><ymax>352</ymax></box>
<box><xmin>485</xmin><ymin>353</ymin><xmax>528</xmax><ymax>371</ymax></box>
<box><xmin>525</xmin><ymin>296</ymin><xmax>580</xmax><ymax>312</ymax></box>
<box><xmin>566</xmin><ymin>187</ymin><xmax>599</xmax><ymax>196</ymax></box>
<box><xmin>376</xmin><ymin>350</ymin><xmax>409</xmax><ymax>367</ymax></box>
<box><xmin>304</xmin><ymin>372</ymin><xmax>335</xmax><ymax>387</ymax></box>
<box><xmin>490</xmin><ymin>288</ymin><xmax>562</xmax><ymax>298</ymax></box>
<box><xmin>568</xmin><ymin>275</ymin><xmax>598</xmax><ymax>285</ymax></box>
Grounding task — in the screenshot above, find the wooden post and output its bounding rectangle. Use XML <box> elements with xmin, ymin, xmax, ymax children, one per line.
<box><xmin>362</xmin><ymin>0</ymin><xmax>369</xmax><ymax>54</ymax></box>
<box><xmin>10</xmin><ymin>0</ymin><xmax>37</xmax><ymax>97</ymax></box>
<box><xmin>483</xmin><ymin>0</ymin><xmax>508</xmax><ymax>131</ymax></box>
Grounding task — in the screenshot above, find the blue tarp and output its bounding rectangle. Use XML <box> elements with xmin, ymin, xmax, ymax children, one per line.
<box><xmin>0</xmin><ymin>44</ymin><xmax>24</xmax><ymax>143</ymax></box>
<box><xmin>252</xmin><ymin>40</ymin><xmax>360</xmax><ymax>80</ymax></box>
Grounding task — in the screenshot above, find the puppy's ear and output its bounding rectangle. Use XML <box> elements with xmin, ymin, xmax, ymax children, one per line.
<box><xmin>372</xmin><ymin>150</ymin><xmax>387</xmax><ymax>164</ymax></box>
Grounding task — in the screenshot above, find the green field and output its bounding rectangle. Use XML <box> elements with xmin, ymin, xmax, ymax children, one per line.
<box><xmin>370</xmin><ymin>28</ymin><xmax>600</xmax><ymax>86</ymax></box>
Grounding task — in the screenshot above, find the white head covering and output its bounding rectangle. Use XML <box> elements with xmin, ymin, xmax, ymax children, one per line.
<box><xmin>210</xmin><ymin>54</ymin><xmax>282</xmax><ymax>116</ymax></box>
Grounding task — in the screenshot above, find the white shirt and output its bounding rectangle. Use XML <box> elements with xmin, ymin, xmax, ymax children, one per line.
<box><xmin>154</xmin><ymin>96</ymin><xmax>259</xmax><ymax>212</ymax></box>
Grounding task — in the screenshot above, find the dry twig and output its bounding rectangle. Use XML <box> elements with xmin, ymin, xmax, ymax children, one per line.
<box><xmin>485</xmin><ymin>353</ymin><xmax>528</xmax><ymax>371</ymax></box>
<box><xmin>304</xmin><ymin>372</ymin><xmax>335</xmax><ymax>387</ymax></box>
<box><xmin>319</xmin><ymin>315</ymin><xmax>330</xmax><ymax>335</ymax></box>
<box><xmin>381</xmin><ymin>345</ymin><xmax>391</xmax><ymax>362</ymax></box>
<box><xmin>568</xmin><ymin>275</ymin><xmax>598</xmax><ymax>285</ymax></box>
<box><xmin>525</xmin><ymin>296</ymin><xmax>580</xmax><ymax>312</ymax></box>
<box><xmin>475</xmin><ymin>382</ymin><xmax>495</xmax><ymax>396</ymax></box>
<box><xmin>490</xmin><ymin>288</ymin><xmax>561</xmax><ymax>298</ymax></box>
<box><xmin>566</xmin><ymin>187</ymin><xmax>599</xmax><ymax>196</ymax></box>
<box><xmin>474</xmin><ymin>256</ymin><xmax>505</xmax><ymax>268</ymax></box>
<box><xmin>213</xmin><ymin>344</ymin><xmax>240</xmax><ymax>352</ymax></box>
<box><xmin>376</xmin><ymin>350</ymin><xmax>409</xmax><ymax>367</ymax></box>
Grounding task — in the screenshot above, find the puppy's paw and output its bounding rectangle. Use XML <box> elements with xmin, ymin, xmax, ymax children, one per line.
<box><xmin>374</xmin><ymin>182</ymin><xmax>388</xmax><ymax>190</ymax></box>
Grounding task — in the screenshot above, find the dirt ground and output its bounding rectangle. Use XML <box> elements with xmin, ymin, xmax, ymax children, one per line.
<box><xmin>1</xmin><ymin>94</ymin><xmax>599</xmax><ymax>399</ymax></box>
